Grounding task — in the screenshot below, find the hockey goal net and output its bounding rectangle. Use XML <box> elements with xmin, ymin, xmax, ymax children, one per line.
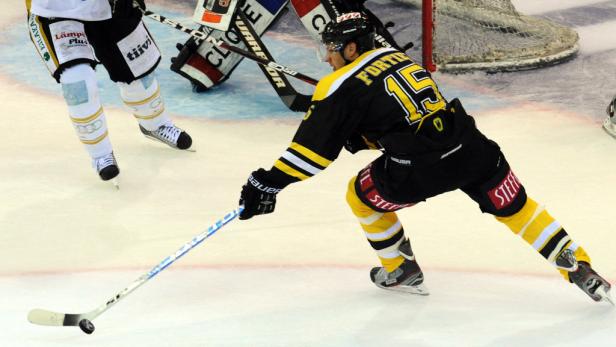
<box><xmin>395</xmin><ymin>0</ymin><xmax>579</xmax><ymax>73</ymax></box>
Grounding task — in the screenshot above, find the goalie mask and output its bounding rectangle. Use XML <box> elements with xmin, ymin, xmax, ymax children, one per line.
<box><xmin>319</xmin><ymin>12</ymin><xmax>376</xmax><ymax>62</ymax></box>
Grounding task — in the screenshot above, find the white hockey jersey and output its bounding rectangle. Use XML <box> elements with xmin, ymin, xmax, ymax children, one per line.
<box><xmin>29</xmin><ymin>0</ymin><xmax>112</xmax><ymax>21</ymax></box>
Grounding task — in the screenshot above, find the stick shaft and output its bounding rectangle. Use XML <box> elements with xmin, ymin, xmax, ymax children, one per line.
<box><xmin>28</xmin><ymin>207</ymin><xmax>243</xmax><ymax>326</ymax></box>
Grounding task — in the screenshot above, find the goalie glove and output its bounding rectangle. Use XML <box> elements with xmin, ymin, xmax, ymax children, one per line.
<box><xmin>239</xmin><ymin>169</ymin><xmax>284</xmax><ymax>220</ymax></box>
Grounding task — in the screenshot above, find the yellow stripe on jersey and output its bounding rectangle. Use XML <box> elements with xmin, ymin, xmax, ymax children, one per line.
<box><xmin>312</xmin><ymin>48</ymin><xmax>398</xmax><ymax>102</ymax></box>
<box><xmin>273</xmin><ymin>160</ymin><xmax>310</xmax><ymax>181</ymax></box>
<box><xmin>288</xmin><ymin>142</ymin><xmax>332</xmax><ymax>168</ymax></box>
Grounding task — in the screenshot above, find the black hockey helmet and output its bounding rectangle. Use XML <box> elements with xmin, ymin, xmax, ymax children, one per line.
<box><xmin>321</xmin><ymin>12</ymin><xmax>376</xmax><ymax>56</ymax></box>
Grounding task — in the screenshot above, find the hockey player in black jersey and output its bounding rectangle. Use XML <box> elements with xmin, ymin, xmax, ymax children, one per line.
<box><xmin>238</xmin><ymin>12</ymin><xmax>613</xmax><ymax>303</ymax></box>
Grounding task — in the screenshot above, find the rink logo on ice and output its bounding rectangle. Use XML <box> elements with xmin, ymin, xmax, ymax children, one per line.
<box><xmin>118</xmin><ymin>22</ymin><xmax>161</xmax><ymax>77</ymax></box>
<box><xmin>487</xmin><ymin>169</ymin><xmax>521</xmax><ymax>209</ymax></box>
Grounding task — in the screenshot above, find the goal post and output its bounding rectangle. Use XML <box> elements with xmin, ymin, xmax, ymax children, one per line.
<box><xmin>400</xmin><ymin>0</ymin><xmax>580</xmax><ymax>72</ymax></box>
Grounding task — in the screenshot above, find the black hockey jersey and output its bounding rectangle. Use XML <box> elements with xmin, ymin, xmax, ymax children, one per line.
<box><xmin>266</xmin><ymin>47</ymin><xmax>476</xmax><ymax>188</ymax></box>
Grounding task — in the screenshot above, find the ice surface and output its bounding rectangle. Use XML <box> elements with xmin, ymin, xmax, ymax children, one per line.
<box><xmin>1</xmin><ymin>1</ymin><xmax>615</xmax><ymax>346</ymax></box>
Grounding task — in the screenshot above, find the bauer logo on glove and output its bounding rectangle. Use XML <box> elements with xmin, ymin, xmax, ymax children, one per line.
<box><xmin>239</xmin><ymin>169</ymin><xmax>284</xmax><ymax>220</ymax></box>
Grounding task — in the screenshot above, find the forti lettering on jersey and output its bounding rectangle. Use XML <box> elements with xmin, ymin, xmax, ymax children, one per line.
<box><xmin>487</xmin><ymin>169</ymin><xmax>522</xmax><ymax>209</ymax></box>
<box><xmin>355</xmin><ymin>52</ymin><xmax>411</xmax><ymax>86</ymax></box>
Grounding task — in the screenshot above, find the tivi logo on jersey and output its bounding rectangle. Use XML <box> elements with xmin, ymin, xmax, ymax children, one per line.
<box><xmin>126</xmin><ymin>36</ymin><xmax>154</xmax><ymax>61</ymax></box>
<box><xmin>487</xmin><ymin>169</ymin><xmax>522</xmax><ymax>209</ymax></box>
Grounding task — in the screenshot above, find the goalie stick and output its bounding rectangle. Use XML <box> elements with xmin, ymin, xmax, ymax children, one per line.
<box><xmin>142</xmin><ymin>9</ymin><xmax>319</xmax><ymax>86</ymax></box>
<box><xmin>189</xmin><ymin>7</ymin><xmax>312</xmax><ymax>112</ymax></box>
<box><xmin>233</xmin><ymin>10</ymin><xmax>313</xmax><ymax>112</ymax></box>
<box><xmin>27</xmin><ymin>207</ymin><xmax>243</xmax><ymax>331</ymax></box>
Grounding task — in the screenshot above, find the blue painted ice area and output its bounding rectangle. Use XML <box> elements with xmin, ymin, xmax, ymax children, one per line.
<box><xmin>0</xmin><ymin>5</ymin><xmax>507</xmax><ymax>120</ymax></box>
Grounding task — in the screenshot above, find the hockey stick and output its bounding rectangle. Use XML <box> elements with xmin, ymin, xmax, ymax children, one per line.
<box><xmin>142</xmin><ymin>10</ymin><xmax>319</xmax><ymax>86</ymax></box>
<box><xmin>233</xmin><ymin>10</ymin><xmax>313</xmax><ymax>112</ymax></box>
<box><xmin>27</xmin><ymin>206</ymin><xmax>244</xmax><ymax>333</ymax></box>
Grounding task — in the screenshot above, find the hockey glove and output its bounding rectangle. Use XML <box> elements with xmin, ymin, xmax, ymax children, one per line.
<box><xmin>344</xmin><ymin>132</ymin><xmax>370</xmax><ymax>154</ymax></box>
<box><xmin>239</xmin><ymin>169</ymin><xmax>283</xmax><ymax>220</ymax></box>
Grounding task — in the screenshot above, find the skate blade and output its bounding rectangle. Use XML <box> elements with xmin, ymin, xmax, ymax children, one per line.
<box><xmin>378</xmin><ymin>283</ymin><xmax>430</xmax><ymax>296</ymax></box>
<box><xmin>595</xmin><ymin>285</ymin><xmax>614</xmax><ymax>306</ymax></box>
<box><xmin>110</xmin><ymin>178</ymin><xmax>120</xmax><ymax>190</ymax></box>
<box><xmin>602</xmin><ymin>119</ymin><xmax>616</xmax><ymax>139</ymax></box>
<box><xmin>143</xmin><ymin>135</ymin><xmax>196</xmax><ymax>152</ymax></box>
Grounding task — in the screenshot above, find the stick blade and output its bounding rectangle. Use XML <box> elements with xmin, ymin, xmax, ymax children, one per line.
<box><xmin>28</xmin><ymin>309</ymin><xmax>84</xmax><ymax>326</ymax></box>
<box><xmin>595</xmin><ymin>285</ymin><xmax>614</xmax><ymax>306</ymax></box>
<box><xmin>28</xmin><ymin>309</ymin><xmax>67</xmax><ymax>326</ymax></box>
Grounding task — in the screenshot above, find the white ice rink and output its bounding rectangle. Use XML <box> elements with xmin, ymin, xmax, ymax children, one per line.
<box><xmin>1</xmin><ymin>1</ymin><xmax>616</xmax><ymax>346</ymax></box>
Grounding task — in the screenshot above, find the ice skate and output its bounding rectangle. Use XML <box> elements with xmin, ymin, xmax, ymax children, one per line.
<box><xmin>92</xmin><ymin>152</ymin><xmax>119</xmax><ymax>189</ymax></box>
<box><xmin>559</xmin><ymin>249</ymin><xmax>613</xmax><ymax>304</ymax></box>
<box><xmin>139</xmin><ymin>124</ymin><xmax>193</xmax><ymax>151</ymax></box>
<box><xmin>370</xmin><ymin>238</ymin><xmax>429</xmax><ymax>295</ymax></box>
<box><xmin>603</xmin><ymin>95</ymin><xmax>616</xmax><ymax>139</ymax></box>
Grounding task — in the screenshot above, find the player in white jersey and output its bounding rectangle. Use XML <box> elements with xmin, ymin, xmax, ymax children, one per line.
<box><xmin>26</xmin><ymin>0</ymin><xmax>193</xmax><ymax>185</ymax></box>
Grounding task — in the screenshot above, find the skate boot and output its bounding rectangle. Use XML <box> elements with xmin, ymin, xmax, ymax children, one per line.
<box><xmin>603</xmin><ymin>95</ymin><xmax>616</xmax><ymax>138</ymax></box>
<box><xmin>370</xmin><ymin>238</ymin><xmax>429</xmax><ymax>295</ymax></box>
<box><xmin>139</xmin><ymin>124</ymin><xmax>193</xmax><ymax>150</ymax></box>
<box><xmin>558</xmin><ymin>250</ymin><xmax>613</xmax><ymax>304</ymax></box>
<box><xmin>92</xmin><ymin>152</ymin><xmax>119</xmax><ymax>188</ymax></box>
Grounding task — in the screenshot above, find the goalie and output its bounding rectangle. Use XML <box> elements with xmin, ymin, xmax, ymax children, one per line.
<box><xmin>170</xmin><ymin>0</ymin><xmax>406</xmax><ymax>94</ymax></box>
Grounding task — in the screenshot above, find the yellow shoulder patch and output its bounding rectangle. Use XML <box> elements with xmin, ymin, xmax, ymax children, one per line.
<box><xmin>312</xmin><ymin>49</ymin><xmax>379</xmax><ymax>102</ymax></box>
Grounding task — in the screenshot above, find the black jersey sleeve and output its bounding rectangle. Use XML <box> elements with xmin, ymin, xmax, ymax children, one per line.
<box><xmin>265</xmin><ymin>74</ymin><xmax>365</xmax><ymax>188</ymax></box>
